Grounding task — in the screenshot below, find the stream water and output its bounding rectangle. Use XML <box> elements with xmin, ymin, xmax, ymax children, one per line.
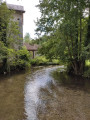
<box><xmin>0</xmin><ymin>66</ymin><xmax>90</xmax><ymax>120</ymax></box>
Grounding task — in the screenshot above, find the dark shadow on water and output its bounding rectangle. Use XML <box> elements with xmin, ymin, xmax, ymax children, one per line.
<box><xmin>51</xmin><ymin>70</ymin><xmax>90</xmax><ymax>93</ymax></box>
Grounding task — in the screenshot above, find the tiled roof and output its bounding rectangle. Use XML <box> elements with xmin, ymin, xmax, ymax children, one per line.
<box><xmin>24</xmin><ymin>43</ymin><xmax>39</xmax><ymax>51</ymax></box>
<box><xmin>7</xmin><ymin>4</ymin><xmax>25</xmax><ymax>13</ymax></box>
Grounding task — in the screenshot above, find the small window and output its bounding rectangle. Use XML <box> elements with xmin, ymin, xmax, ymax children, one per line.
<box><xmin>17</xmin><ymin>18</ymin><xmax>20</xmax><ymax>20</ymax></box>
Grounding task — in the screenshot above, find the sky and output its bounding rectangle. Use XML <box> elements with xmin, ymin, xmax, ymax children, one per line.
<box><xmin>4</xmin><ymin>0</ymin><xmax>41</xmax><ymax>39</ymax></box>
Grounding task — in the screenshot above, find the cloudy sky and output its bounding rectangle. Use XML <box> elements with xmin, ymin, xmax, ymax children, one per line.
<box><xmin>4</xmin><ymin>0</ymin><xmax>41</xmax><ymax>39</ymax></box>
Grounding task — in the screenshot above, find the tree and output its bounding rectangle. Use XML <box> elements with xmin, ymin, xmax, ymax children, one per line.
<box><xmin>24</xmin><ymin>33</ymin><xmax>31</xmax><ymax>43</ymax></box>
<box><xmin>0</xmin><ymin>2</ymin><xmax>22</xmax><ymax>73</ymax></box>
<box><xmin>85</xmin><ymin>0</ymin><xmax>90</xmax><ymax>49</ymax></box>
<box><xmin>36</xmin><ymin>0</ymin><xmax>90</xmax><ymax>75</ymax></box>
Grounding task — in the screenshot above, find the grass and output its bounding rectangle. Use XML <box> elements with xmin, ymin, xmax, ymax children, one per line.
<box><xmin>30</xmin><ymin>56</ymin><xmax>61</xmax><ymax>66</ymax></box>
<box><xmin>85</xmin><ymin>60</ymin><xmax>90</xmax><ymax>66</ymax></box>
<box><xmin>84</xmin><ymin>60</ymin><xmax>90</xmax><ymax>78</ymax></box>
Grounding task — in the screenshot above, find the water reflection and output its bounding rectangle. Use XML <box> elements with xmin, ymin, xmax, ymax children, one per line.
<box><xmin>51</xmin><ymin>69</ymin><xmax>90</xmax><ymax>92</ymax></box>
<box><xmin>25</xmin><ymin>66</ymin><xmax>90</xmax><ymax>120</ymax></box>
<box><xmin>0</xmin><ymin>66</ymin><xmax>90</xmax><ymax>120</ymax></box>
<box><xmin>0</xmin><ymin>72</ymin><xmax>26</xmax><ymax>120</ymax></box>
<box><xmin>24</xmin><ymin>66</ymin><xmax>59</xmax><ymax>120</ymax></box>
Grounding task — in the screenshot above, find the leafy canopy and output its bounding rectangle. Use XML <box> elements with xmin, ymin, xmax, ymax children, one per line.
<box><xmin>36</xmin><ymin>0</ymin><xmax>90</xmax><ymax>75</ymax></box>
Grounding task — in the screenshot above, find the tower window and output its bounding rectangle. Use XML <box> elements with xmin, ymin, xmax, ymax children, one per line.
<box><xmin>17</xmin><ymin>18</ymin><xmax>20</xmax><ymax>20</ymax></box>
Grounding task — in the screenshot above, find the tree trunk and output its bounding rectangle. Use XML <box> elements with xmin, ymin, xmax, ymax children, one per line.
<box><xmin>85</xmin><ymin>1</ymin><xmax>90</xmax><ymax>47</ymax></box>
<box><xmin>71</xmin><ymin>60</ymin><xmax>85</xmax><ymax>75</ymax></box>
<box><xmin>1</xmin><ymin>58</ymin><xmax>7</xmax><ymax>73</ymax></box>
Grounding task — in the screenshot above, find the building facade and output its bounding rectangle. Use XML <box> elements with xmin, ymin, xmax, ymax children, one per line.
<box><xmin>7</xmin><ymin>4</ymin><xmax>25</xmax><ymax>49</ymax></box>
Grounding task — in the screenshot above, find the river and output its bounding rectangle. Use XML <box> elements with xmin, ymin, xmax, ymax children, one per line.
<box><xmin>0</xmin><ymin>66</ymin><xmax>90</xmax><ymax>120</ymax></box>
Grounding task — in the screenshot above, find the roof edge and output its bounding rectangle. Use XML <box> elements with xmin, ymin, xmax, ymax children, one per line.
<box><xmin>7</xmin><ymin>4</ymin><xmax>25</xmax><ymax>13</ymax></box>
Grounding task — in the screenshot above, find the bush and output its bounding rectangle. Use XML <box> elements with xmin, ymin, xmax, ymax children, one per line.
<box><xmin>84</xmin><ymin>60</ymin><xmax>90</xmax><ymax>78</ymax></box>
<box><xmin>85</xmin><ymin>60</ymin><xmax>90</xmax><ymax>67</ymax></box>
<box><xmin>52</xmin><ymin>59</ymin><xmax>61</xmax><ymax>65</ymax></box>
<box><xmin>84</xmin><ymin>67</ymin><xmax>90</xmax><ymax>78</ymax></box>
<box><xmin>0</xmin><ymin>41</ymin><xmax>7</xmax><ymax>62</ymax></box>
<box><xmin>30</xmin><ymin>56</ymin><xmax>49</xmax><ymax>65</ymax></box>
<box><xmin>15</xmin><ymin>47</ymin><xmax>31</xmax><ymax>69</ymax></box>
<box><xmin>6</xmin><ymin>47</ymin><xmax>31</xmax><ymax>72</ymax></box>
<box><xmin>30</xmin><ymin>56</ymin><xmax>61</xmax><ymax>66</ymax></box>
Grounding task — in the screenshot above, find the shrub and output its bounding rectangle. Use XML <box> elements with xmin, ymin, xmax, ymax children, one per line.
<box><xmin>84</xmin><ymin>67</ymin><xmax>90</xmax><ymax>78</ymax></box>
<box><xmin>30</xmin><ymin>56</ymin><xmax>61</xmax><ymax>66</ymax></box>
<box><xmin>30</xmin><ymin>56</ymin><xmax>49</xmax><ymax>65</ymax></box>
<box><xmin>6</xmin><ymin>47</ymin><xmax>31</xmax><ymax>72</ymax></box>
<box><xmin>84</xmin><ymin>60</ymin><xmax>90</xmax><ymax>78</ymax></box>
<box><xmin>15</xmin><ymin>47</ymin><xmax>31</xmax><ymax>69</ymax></box>
<box><xmin>52</xmin><ymin>59</ymin><xmax>60</xmax><ymax>65</ymax></box>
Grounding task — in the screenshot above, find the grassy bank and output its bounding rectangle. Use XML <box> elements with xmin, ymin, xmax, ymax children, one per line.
<box><xmin>84</xmin><ymin>60</ymin><xmax>90</xmax><ymax>78</ymax></box>
<box><xmin>30</xmin><ymin>56</ymin><xmax>61</xmax><ymax>66</ymax></box>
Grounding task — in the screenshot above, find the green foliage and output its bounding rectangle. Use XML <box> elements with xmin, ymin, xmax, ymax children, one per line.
<box><xmin>84</xmin><ymin>66</ymin><xmax>90</xmax><ymax>78</ymax></box>
<box><xmin>5</xmin><ymin>47</ymin><xmax>31</xmax><ymax>72</ymax></box>
<box><xmin>84</xmin><ymin>61</ymin><xmax>90</xmax><ymax>78</ymax></box>
<box><xmin>30</xmin><ymin>56</ymin><xmax>61</xmax><ymax>66</ymax></box>
<box><xmin>36</xmin><ymin>0</ymin><xmax>90</xmax><ymax>75</ymax></box>
<box><xmin>0</xmin><ymin>3</ymin><xmax>11</xmax><ymax>45</ymax></box>
<box><xmin>30</xmin><ymin>56</ymin><xmax>49</xmax><ymax>65</ymax></box>
<box><xmin>24</xmin><ymin>33</ymin><xmax>31</xmax><ymax>43</ymax></box>
<box><xmin>85</xmin><ymin>60</ymin><xmax>90</xmax><ymax>66</ymax></box>
<box><xmin>0</xmin><ymin>3</ymin><xmax>31</xmax><ymax>73</ymax></box>
<box><xmin>0</xmin><ymin>41</ymin><xmax>7</xmax><ymax>62</ymax></box>
<box><xmin>52</xmin><ymin>59</ymin><xmax>61</xmax><ymax>65</ymax></box>
<box><xmin>0</xmin><ymin>3</ymin><xmax>20</xmax><ymax>46</ymax></box>
<box><xmin>15</xmin><ymin>47</ymin><xmax>31</xmax><ymax>69</ymax></box>
<box><xmin>38</xmin><ymin>33</ymin><xmax>66</xmax><ymax>61</ymax></box>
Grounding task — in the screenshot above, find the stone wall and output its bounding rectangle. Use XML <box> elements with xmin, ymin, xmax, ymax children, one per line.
<box><xmin>7</xmin><ymin>4</ymin><xmax>25</xmax><ymax>49</ymax></box>
<box><xmin>13</xmin><ymin>11</ymin><xmax>24</xmax><ymax>49</ymax></box>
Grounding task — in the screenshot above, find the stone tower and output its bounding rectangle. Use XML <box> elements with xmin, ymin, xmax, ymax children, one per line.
<box><xmin>7</xmin><ymin>3</ymin><xmax>25</xmax><ymax>49</ymax></box>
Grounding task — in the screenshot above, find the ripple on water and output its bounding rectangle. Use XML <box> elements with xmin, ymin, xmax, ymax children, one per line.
<box><xmin>24</xmin><ymin>66</ymin><xmax>90</xmax><ymax>120</ymax></box>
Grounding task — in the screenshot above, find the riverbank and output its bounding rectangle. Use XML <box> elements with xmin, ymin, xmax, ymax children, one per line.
<box><xmin>0</xmin><ymin>56</ymin><xmax>61</xmax><ymax>75</ymax></box>
<box><xmin>0</xmin><ymin>58</ymin><xmax>90</xmax><ymax>79</ymax></box>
